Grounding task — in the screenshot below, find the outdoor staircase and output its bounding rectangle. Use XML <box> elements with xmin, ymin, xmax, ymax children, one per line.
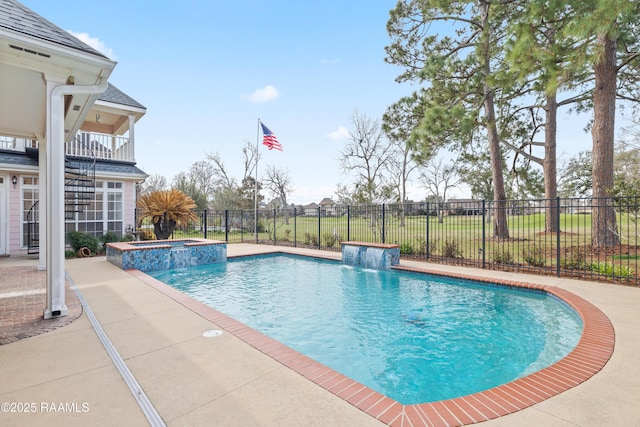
<box><xmin>25</xmin><ymin>137</ymin><xmax>97</xmax><ymax>254</ymax></box>
<box><xmin>64</xmin><ymin>153</ymin><xmax>96</xmax><ymax>220</ymax></box>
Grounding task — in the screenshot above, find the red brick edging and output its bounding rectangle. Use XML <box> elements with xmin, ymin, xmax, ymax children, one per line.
<box><xmin>129</xmin><ymin>260</ymin><xmax>614</xmax><ymax>427</ymax></box>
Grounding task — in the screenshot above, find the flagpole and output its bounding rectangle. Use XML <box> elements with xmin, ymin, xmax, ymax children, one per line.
<box><xmin>255</xmin><ymin>118</ymin><xmax>260</xmax><ymax>243</ymax></box>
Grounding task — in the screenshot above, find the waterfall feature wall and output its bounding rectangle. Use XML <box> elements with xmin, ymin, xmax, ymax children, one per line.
<box><xmin>170</xmin><ymin>247</ymin><xmax>191</xmax><ymax>268</ymax></box>
<box><xmin>106</xmin><ymin>239</ymin><xmax>227</xmax><ymax>272</ymax></box>
<box><xmin>341</xmin><ymin>242</ymin><xmax>400</xmax><ymax>270</ymax></box>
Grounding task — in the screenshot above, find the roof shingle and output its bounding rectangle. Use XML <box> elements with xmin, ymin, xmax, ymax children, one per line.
<box><xmin>0</xmin><ymin>0</ymin><xmax>107</xmax><ymax>58</ymax></box>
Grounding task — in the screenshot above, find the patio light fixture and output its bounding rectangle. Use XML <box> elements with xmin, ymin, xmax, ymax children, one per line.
<box><xmin>11</xmin><ymin>175</ymin><xmax>17</xmax><ymax>188</ymax></box>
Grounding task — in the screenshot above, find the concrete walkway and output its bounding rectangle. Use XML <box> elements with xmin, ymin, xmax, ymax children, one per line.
<box><xmin>0</xmin><ymin>244</ymin><xmax>638</xmax><ymax>426</ymax></box>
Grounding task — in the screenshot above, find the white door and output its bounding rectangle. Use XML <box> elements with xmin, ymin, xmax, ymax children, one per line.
<box><xmin>0</xmin><ymin>176</ymin><xmax>5</xmax><ymax>255</ymax></box>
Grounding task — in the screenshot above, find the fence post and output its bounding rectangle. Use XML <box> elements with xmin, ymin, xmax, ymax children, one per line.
<box><xmin>425</xmin><ymin>202</ymin><xmax>430</xmax><ymax>260</ymax></box>
<box><xmin>482</xmin><ymin>200</ymin><xmax>486</xmax><ymax>269</ymax></box>
<box><xmin>556</xmin><ymin>197</ymin><xmax>561</xmax><ymax>277</ymax></box>
<box><xmin>225</xmin><ymin>210</ymin><xmax>229</xmax><ymax>242</ymax></box>
<box><xmin>294</xmin><ymin>207</ymin><xmax>297</xmax><ymax>247</ymax></box>
<box><xmin>273</xmin><ymin>208</ymin><xmax>277</xmax><ymax>245</ymax></box>
<box><xmin>347</xmin><ymin>205</ymin><xmax>351</xmax><ymax>241</ymax></box>
<box><xmin>317</xmin><ymin>207</ymin><xmax>321</xmax><ymax>249</ymax></box>
<box><xmin>381</xmin><ymin>203</ymin><xmax>386</xmax><ymax>244</ymax></box>
<box><xmin>202</xmin><ymin>209</ymin><xmax>208</xmax><ymax>239</ymax></box>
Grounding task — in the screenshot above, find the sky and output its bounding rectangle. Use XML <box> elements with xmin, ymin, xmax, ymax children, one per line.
<box><xmin>21</xmin><ymin>0</ymin><xmax>599</xmax><ymax>204</ymax></box>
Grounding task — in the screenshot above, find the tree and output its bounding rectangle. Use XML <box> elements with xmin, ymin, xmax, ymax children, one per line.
<box><xmin>563</xmin><ymin>0</ymin><xmax>640</xmax><ymax>246</ymax></box>
<box><xmin>419</xmin><ymin>157</ymin><xmax>462</xmax><ymax>223</ymax></box>
<box><xmin>140</xmin><ymin>174</ymin><xmax>168</xmax><ymax>194</ymax></box>
<box><xmin>382</xmin><ymin>92</ymin><xmax>423</xmax><ymax>226</ymax></box>
<box><xmin>558</xmin><ymin>151</ymin><xmax>593</xmax><ymax>197</ymax></box>
<box><xmin>386</xmin><ymin>0</ymin><xmax>512</xmax><ymax>239</ymax></box>
<box><xmin>137</xmin><ymin>190</ymin><xmax>198</xmax><ymax>240</ymax></box>
<box><xmin>263</xmin><ymin>165</ymin><xmax>293</xmax><ymax>209</ymax></box>
<box><xmin>171</xmin><ymin>160</ymin><xmax>218</xmax><ymax>209</ymax></box>
<box><xmin>560</xmin><ymin>143</ymin><xmax>640</xmax><ymax>200</ymax></box>
<box><xmin>503</xmin><ymin>2</ymin><xmax>591</xmax><ymax>232</ymax></box>
<box><xmin>339</xmin><ymin>110</ymin><xmax>394</xmax><ymax>204</ymax></box>
<box><xmin>205</xmin><ymin>152</ymin><xmax>237</xmax><ymax>190</ymax></box>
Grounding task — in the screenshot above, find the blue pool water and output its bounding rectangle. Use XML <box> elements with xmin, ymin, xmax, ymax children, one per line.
<box><xmin>148</xmin><ymin>254</ymin><xmax>582</xmax><ymax>404</ymax></box>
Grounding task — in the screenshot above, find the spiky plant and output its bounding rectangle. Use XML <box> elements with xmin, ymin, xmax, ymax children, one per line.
<box><xmin>137</xmin><ymin>190</ymin><xmax>198</xmax><ymax>240</ymax></box>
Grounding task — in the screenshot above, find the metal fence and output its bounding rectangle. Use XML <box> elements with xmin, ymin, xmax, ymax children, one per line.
<box><xmin>135</xmin><ymin>196</ymin><xmax>640</xmax><ymax>286</ymax></box>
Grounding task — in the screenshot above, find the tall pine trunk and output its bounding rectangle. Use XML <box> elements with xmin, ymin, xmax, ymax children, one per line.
<box><xmin>544</xmin><ymin>93</ymin><xmax>559</xmax><ymax>233</ymax></box>
<box><xmin>481</xmin><ymin>2</ymin><xmax>509</xmax><ymax>240</ymax></box>
<box><xmin>591</xmin><ymin>33</ymin><xmax>620</xmax><ymax>247</ymax></box>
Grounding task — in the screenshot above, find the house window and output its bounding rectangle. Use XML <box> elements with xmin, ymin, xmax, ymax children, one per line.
<box><xmin>21</xmin><ymin>179</ymin><xmax>127</xmax><ymax>247</ymax></box>
<box><xmin>21</xmin><ymin>177</ymin><xmax>39</xmax><ymax>248</ymax></box>
<box><xmin>65</xmin><ymin>181</ymin><xmax>124</xmax><ymax>238</ymax></box>
<box><xmin>107</xmin><ymin>182</ymin><xmax>123</xmax><ymax>234</ymax></box>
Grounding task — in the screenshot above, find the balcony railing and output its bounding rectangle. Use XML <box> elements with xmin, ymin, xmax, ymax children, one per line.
<box><xmin>0</xmin><ymin>132</ymin><xmax>134</xmax><ymax>162</ymax></box>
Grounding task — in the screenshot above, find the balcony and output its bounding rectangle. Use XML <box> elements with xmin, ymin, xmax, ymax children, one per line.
<box><xmin>0</xmin><ymin>132</ymin><xmax>135</xmax><ymax>163</ymax></box>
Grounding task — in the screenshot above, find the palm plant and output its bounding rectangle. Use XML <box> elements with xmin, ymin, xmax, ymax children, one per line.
<box><xmin>137</xmin><ymin>189</ymin><xmax>198</xmax><ymax>240</ymax></box>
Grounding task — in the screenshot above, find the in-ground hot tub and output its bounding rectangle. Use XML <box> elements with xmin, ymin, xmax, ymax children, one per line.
<box><xmin>106</xmin><ymin>238</ymin><xmax>226</xmax><ymax>271</ymax></box>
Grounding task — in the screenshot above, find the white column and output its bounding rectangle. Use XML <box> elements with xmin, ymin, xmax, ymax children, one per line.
<box><xmin>128</xmin><ymin>114</ymin><xmax>135</xmax><ymax>161</ymax></box>
<box><xmin>44</xmin><ymin>79</ymin><xmax>68</xmax><ymax>319</ymax></box>
<box><xmin>37</xmin><ymin>136</ymin><xmax>47</xmax><ymax>271</ymax></box>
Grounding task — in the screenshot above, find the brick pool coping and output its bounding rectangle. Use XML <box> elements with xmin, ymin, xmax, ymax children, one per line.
<box><xmin>107</xmin><ymin>238</ymin><xmax>225</xmax><ymax>251</ymax></box>
<box><xmin>128</xmin><ymin>252</ymin><xmax>615</xmax><ymax>427</ymax></box>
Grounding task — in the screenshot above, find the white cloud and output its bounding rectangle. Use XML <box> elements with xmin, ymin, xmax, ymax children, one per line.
<box><xmin>67</xmin><ymin>30</ymin><xmax>116</xmax><ymax>60</ymax></box>
<box><xmin>242</xmin><ymin>85</ymin><xmax>280</xmax><ymax>104</ymax></box>
<box><xmin>327</xmin><ymin>126</ymin><xmax>351</xmax><ymax>141</ymax></box>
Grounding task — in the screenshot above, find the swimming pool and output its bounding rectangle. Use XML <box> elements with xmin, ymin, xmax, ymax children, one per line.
<box><xmin>148</xmin><ymin>253</ymin><xmax>583</xmax><ymax>404</ymax></box>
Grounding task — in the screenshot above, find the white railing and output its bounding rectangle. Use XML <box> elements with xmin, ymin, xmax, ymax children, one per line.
<box><xmin>0</xmin><ymin>132</ymin><xmax>134</xmax><ymax>162</ymax></box>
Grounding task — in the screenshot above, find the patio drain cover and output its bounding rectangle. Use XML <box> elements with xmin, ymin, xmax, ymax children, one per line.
<box><xmin>202</xmin><ymin>329</ymin><xmax>223</xmax><ymax>337</ymax></box>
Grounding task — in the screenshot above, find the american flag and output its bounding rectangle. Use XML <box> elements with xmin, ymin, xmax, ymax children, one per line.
<box><xmin>261</xmin><ymin>123</ymin><xmax>283</xmax><ymax>151</ymax></box>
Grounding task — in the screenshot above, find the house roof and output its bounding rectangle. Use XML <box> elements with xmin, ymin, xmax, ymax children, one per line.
<box><xmin>99</xmin><ymin>83</ymin><xmax>146</xmax><ymax>110</ymax></box>
<box><xmin>0</xmin><ymin>0</ymin><xmax>108</xmax><ymax>59</ymax></box>
<box><xmin>0</xmin><ymin>150</ymin><xmax>148</xmax><ymax>179</ymax></box>
<box><xmin>319</xmin><ymin>197</ymin><xmax>336</xmax><ymax>205</ymax></box>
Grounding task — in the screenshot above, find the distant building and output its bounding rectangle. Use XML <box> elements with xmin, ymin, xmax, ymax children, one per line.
<box><xmin>319</xmin><ymin>197</ymin><xmax>337</xmax><ymax>216</ymax></box>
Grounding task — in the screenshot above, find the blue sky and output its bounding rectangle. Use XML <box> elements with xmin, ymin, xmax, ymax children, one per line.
<box><xmin>22</xmin><ymin>0</ymin><xmax>597</xmax><ymax>204</ymax></box>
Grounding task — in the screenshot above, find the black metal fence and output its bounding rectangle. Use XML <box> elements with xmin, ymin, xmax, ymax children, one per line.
<box><xmin>135</xmin><ymin>197</ymin><xmax>640</xmax><ymax>285</ymax></box>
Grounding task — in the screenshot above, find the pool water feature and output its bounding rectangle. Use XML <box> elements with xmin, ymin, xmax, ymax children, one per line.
<box><xmin>341</xmin><ymin>242</ymin><xmax>400</xmax><ymax>270</ymax></box>
<box><xmin>106</xmin><ymin>238</ymin><xmax>226</xmax><ymax>271</ymax></box>
<box><xmin>148</xmin><ymin>254</ymin><xmax>583</xmax><ymax>404</ymax></box>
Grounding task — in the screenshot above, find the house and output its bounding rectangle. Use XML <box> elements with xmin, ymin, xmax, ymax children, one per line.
<box><xmin>0</xmin><ymin>0</ymin><xmax>147</xmax><ymax>318</ymax></box>
<box><xmin>267</xmin><ymin>197</ymin><xmax>287</xmax><ymax>210</ymax></box>
<box><xmin>302</xmin><ymin>202</ymin><xmax>319</xmax><ymax>216</ymax></box>
<box><xmin>318</xmin><ymin>197</ymin><xmax>338</xmax><ymax>216</ymax></box>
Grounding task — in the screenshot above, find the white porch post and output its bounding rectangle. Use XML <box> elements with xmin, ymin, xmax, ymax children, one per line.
<box><xmin>128</xmin><ymin>114</ymin><xmax>135</xmax><ymax>161</ymax></box>
<box><xmin>44</xmin><ymin>79</ymin><xmax>67</xmax><ymax>319</ymax></box>
<box><xmin>37</xmin><ymin>136</ymin><xmax>47</xmax><ymax>271</ymax></box>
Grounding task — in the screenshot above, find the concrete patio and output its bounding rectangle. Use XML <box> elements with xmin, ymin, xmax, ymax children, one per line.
<box><xmin>0</xmin><ymin>243</ymin><xmax>638</xmax><ymax>426</ymax></box>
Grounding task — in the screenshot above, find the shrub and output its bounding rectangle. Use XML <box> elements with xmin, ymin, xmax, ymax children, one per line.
<box><xmin>65</xmin><ymin>250</ymin><xmax>76</xmax><ymax>259</ymax></box>
<box><xmin>492</xmin><ymin>248</ymin><xmax>514</xmax><ymax>265</ymax></box>
<box><xmin>590</xmin><ymin>262</ymin><xmax>633</xmax><ymax>278</ymax></box>
<box><xmin>121</xmin><ymin>233</ymin><xmax>136</xmax><ymax>242</ymax></box>
<box><xmin>442</xmin><ymin>240</ymin><xmax>463</xmax><ymax>259</ymax></box>
<box><xmin>323</xmin><ymin>233</ymin><xmax>339</xmax><ymax>248</ymax></box>
<box><xmin>399</xmin><ymin>242</ymin><xmax>414</xmax><ymax>255</ymax></box>
<box><xmin>522</xmin><ymin>244</ymin><xmax>546</xmax><ymax>267</ymax></box>
<box><xmin>66</xmin><ymin>231</ymin><xmax>99</xmax><ymax>255</ymax></box>
<box><xmin>100</xmin><ymin>230</ymin><xmax>119</xmax><ymax>245</ymax></box>
<box><xmin>560</xmin><ymin>248</ymin><xmax>590</xmax><ymax>270</ymax></box>
<box><xmin>283</xmin><ymin>229</ymin><xmax>291</xmax><ymax>242</ymax></box>
<box><xmin>304</xmin><ymin>232</ymin><xmax>318</xmax><ymax>246</ymax></box>
<box><xmin>415</xmin><ymin>237</ymin><xmax>428</xmax><ymax>255</ymax></box>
